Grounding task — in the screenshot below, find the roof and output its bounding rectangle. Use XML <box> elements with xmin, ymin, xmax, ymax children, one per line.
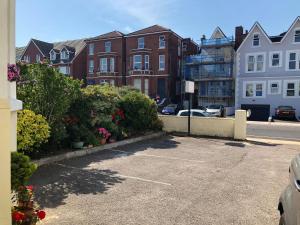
<box><xmin>87</xmin><ymin>31</ymin><xmax>124</xmax><ymax>41</ymax></box>
<box><xmin>16</xmin><ymin>47</ymin><xmax>25</xmax><ymax>60</ymax></box>
<box><xmin>32</xmin><ymin>39</ymin><xmax>53</xmax><ymax>56</ymax></box>
<box><xmin>53</xmin><ymin>39</ymin><xmax>86</xmax><ymax>53</ymax></box>
<box><xmin>126</xmin><ymin>25</ymin><xmax>171</xmax><ymax>36</ymax></box>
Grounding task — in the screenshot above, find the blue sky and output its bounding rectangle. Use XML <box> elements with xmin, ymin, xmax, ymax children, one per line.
<box><xmin>16</xmin><ymin>0</ymin><xmax>300</xmax><ymax>47</ymax></box>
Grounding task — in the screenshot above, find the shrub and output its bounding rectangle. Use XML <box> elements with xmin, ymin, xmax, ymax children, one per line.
<box><xmin>17</xmin><ymin>63</ymin><xmax>82</xmax><ymax>143</ymax></box>
<box><xmin>11</xmin><ymin>152</ymin><xmax>37</xmax><ymax>192</ymax></box>
<box><xmin>17</xmin><ymin>109</ymin><xmax>50</xmax><ymax>155</ymax></box>
<box><xmin>118</xmin><ymin>89</ymin><xmax>162</xmax><ymax>133</ymax></box>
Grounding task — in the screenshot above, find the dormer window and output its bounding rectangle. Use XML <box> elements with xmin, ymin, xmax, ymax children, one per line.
<box><xmin>50</xmin><ymin>50</ymin><xmax>56</xmax><ymax>61</ymax></box>
<box><xmin>159</xmin><ymin>35</ymin><xmax>165</xmax><ymax>49</ymax></box>
<box><xmin>253</xmin><ymin>34</ymin><xmax>260</xmax><ymax>46</ymax></box>
<box><xmin>138</xmin><ymin>37</ymin><xmax>144</xmax><ymax>49</ymax></box>
<box><xmin>105</xmin><ymin>41</ymin><xmax>111</xmax><ymax>52</ymax></box>
<box><xmin>60</xmin><ymin>50</ymin><xmax>69</xmax><ymax>60</ymax></box>
<box><xmin>294</xmin><ymin>29</ymin><xmax>300</xmax><ymax>43</ymax></box>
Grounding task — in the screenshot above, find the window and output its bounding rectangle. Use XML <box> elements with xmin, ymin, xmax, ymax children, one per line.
<box><xmin>89</xmin><ymin>43</ymin><xmax>94</xmax><ymax>55</ymax></box>
<box><xmin>144</xmin><ymin>79</ymin><xmax>149</xmax><ymax>96</ymax></box>
<box><xmin>243</xmin><ymin>81</ymin><xmax>266</xmax><ymax>98</ymax></box>
<box><xmin>246</xmin><ymin>53</ymin><xmax>265</xmax><ymax>72</ymax></box>
<box><xmin>294</xmin><ymin>29</ymin><xmax>300</xmax><ymax>43</ymax></box>
<box><xmin>60</xmin><ymin>50</ymin><xmax>68</xmax><ymax>60</ymax></box>
<box><xmin>133</xmin><ymin>78</ymin><xmax>142</xmax><ymax>91</ymax></box>
<box><xmin>105</xmin><ymin>41</ymin><xmax>111</xmax><ymax>52</ymax></box>
<box><xmin>287</xmin><ymin>52</ymin><xmax>300</xmax><ymax>70</ymax></box>
<box><xmin>159</xmin><ymin>35</ymin><xmax>165</xmax><ymax>48</ymax></box>
<box><xmin>110</xmin><ymin>58</ymin><xmax>115</xmax><ymax>72</ymax></box>
<box><xmin>180</xmin><ymin>111</ymin><xmax>190</xmax><ymax>116</ymax></box>
<box><xmin>100</xmin><ymin>58</ymin><xmax>108</xmax><ymax>72</ymax></box>
<box><xmin>50</xmin><ymin>51</ymin><xmax>56</xmax><ymax>61</ymax></box>
<box><xmin>138</xmin><ymin>37</ymin><xmax>144</xmax><ymax>49</ymax></box>
<box><xmin>110</xmin><ymin>80</ymin><xmax>115</xmax><ymax>86</ymax></box>
<box><xmin>159</xmin><ymin>55</ymin><xmax>165</xmax><ymax>71</ymax></box>
<box><xmin>253</xmin><ymin>34</ymin><xmax>260</xmax><ymax>46</ymax></box>
<box><xmin>283</xmin><ymin>80</ymin><xmax>300</xmax><ymax>98</ymax></box>
<box><xmin>133</xmin><ymin>55</ymin><xmax>142</xmax><ymax>70</ymax></box>
<box><xmin>286</xmin><ymin>82</ymin><xmax>295</xmax><ymax>96</ymax></box>
<box><xmin>144</xmin><ymin>55</ymin><xmax>149</xmax><ymax>70</ymax></box>
<box><xmin>59</xmin><ymin>66</ymin><xmax>70</xmax><ymax>75</ymax></box>
<box><xmin>23</xmin><ymin>55</ymin><xmax>30</xmax><ymax>63</ymax></box>
<box><xmin>268</xmin><ymin>81</ymin><xmax>281</xmax><ymax>95</ymax></box>
<box><xmin>36</xmin><ymin>54</ymin><xmax>41</xmax><ymax>63</ymax></box>
<box><xmin>269</xmin><ymin>52</ymin><xmax>282</xmax><ymax>67</ymax></box>
<box><xmin>89</xmin><ymin>60</ymin><xmax>94</xmax><ymax>73</ymax></box>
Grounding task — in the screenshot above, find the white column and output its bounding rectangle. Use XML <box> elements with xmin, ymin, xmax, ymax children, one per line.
<box><xmin>0</xmin><ymin>0</ymin><xmax>16</xmax><ymax>225</ymax></box>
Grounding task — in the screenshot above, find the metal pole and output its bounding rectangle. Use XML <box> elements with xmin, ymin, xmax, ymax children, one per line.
<box><xmin>188</xmin><ymin>93</ymin><xmax>191</xmax><ymax>136</ymax></box>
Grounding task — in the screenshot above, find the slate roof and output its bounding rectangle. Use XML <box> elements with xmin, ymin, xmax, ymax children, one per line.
<box><xmin>32</xmin><ymin>39</ymin><xmax>54</xmax><ymax>56</ymax></box>
<box><xmin>126</xmin><ymin>25</ymin><xmax>171</xmax><ymax>36</ymax></box>
<box><xmin>269</xmin><ymin>31</ymin><xmax>286</xmax><ymax>42</ymax></box>
<box><xmin>87</xmin><ymin>31</ymin><xmax>124</xmax><ymax>41</ymax></box>
<box><xmin>53</xmin><ymin>39</ymin><xmax>86</xmax><ymax>53</ymax></box>
<box><xmin>16</xmin><ymin>47</ymin><xmax>25</xmax><ymax>61</ymax></box>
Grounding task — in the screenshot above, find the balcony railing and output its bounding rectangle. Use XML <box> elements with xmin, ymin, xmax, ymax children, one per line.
<box><xmin>129</xmin><ymin>69</ymin><xmax>153</xmax><ymax>75</ymax></box>
<box><xmin>185</xmin><ymin>54</ymin><xmax>233</xmax><ymax>65</ymax></box>
<box><xmin>199</xmin><ymin>89</ymin><xmax>234</xmax><ymax>98</ymax></box>
<box><xmin>201</xmin><ymin>37</ymin><xmax>234</xmax><ymax>47</ymax></box>
<box><xmin>185</xmin><ymin>64</ymin><xmax>233</xmax><ymax>80</ymax></box>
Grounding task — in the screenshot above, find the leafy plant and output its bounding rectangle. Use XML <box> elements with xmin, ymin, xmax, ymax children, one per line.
<box><xmin>17</xmin><ymin>109</ymin><xmax>50</xmax><ymax>155</ymax></box>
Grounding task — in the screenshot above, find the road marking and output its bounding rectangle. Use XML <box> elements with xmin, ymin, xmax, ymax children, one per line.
<box><xmin>111</xmin><ymin>150</ymin><xmax>205</xmax><ymax>163</ymax></box>
<box><xmin>54</xmin><ymin>163</ymin><xmax>172</xmax><ymax>186</ymax></box>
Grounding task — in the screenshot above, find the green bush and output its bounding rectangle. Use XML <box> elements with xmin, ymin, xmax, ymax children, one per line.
<box><xmin>11</xmin><ymin>152</ymin><xmax>37</xmax><ymax>191</ymax></box>
<box><xmin>17</xmin><ymin>109</ymin><xmax>50</xmax><ymax>155</ymax></box>
<box><xmin>118</xmin><ymin>89</ymin><xmax>162</xmax><ymax>133</ymax></box>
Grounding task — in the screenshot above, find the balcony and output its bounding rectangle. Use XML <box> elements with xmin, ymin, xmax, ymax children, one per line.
<box><xmin>185</xmin><ymin>55</ymin><xmax>232</xmax><ymax>65</ymax></box>
<box><xmin>201</xmin><ymin>37</ymin><xmax>234</xmax><ymax>48</ymax></box>
<box><xmin>185</xmin><ymin>64</ymin><xmax>233</xmax><ymax>81</ymax></box>
<box><xmin>129</xmin><ymin>69</ymin><xmax>153</xmax><ymax>75</ymax></box>
<box><xmin>199</xmin><ymin>89</ymin><xmax>234</xmax><ymax>98</ymax></box>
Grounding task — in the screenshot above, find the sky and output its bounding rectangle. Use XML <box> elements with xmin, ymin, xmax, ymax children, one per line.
<box><xmin>16</xmin><ymin>0</ymin><xmax>300</xmax><ymax>47</ymax></box>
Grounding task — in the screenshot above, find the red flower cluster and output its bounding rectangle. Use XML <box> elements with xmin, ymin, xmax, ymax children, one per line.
<box><xmin>98</xmin><ymin>128</ymin><xmax>111</xmax><ymax>140</ymax></box>
<box><xmin>7</xmin><ymin>64</ymin><xmax>20</xmax><ymax>82</ymax></box>
<box><xmin>12</xmin><ymin>211</ymin><xmax>25</xmax><ymax>221</ymax></box>
<box><xmin>112</xmin><ymin>109</ymin><xmax>125</xmax><ymax>125</ymax></box>
<box><xmin>37</xmin><ymin>210</ymin><xmax>46</xmax><ymax>220</ymax></box>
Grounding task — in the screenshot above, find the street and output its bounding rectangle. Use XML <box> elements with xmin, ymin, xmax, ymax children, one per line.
<box><xmin>30</xmin><ymin>136</ymin><xmax>299</xmax><ymax>225</ymax></box>
<box><xmin>247</xmin><ymin>121</ymin><xmax>300</xmax><ymax>141</ymax></box>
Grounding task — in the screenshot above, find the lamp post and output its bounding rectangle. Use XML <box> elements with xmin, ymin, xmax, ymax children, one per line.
<box><xmin>0</xmin><ymin>1</ymin><xmax>22</xmax><ymax>224</ymax></box>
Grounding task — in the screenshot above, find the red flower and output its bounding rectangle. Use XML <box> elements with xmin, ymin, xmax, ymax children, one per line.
<box><xmin>37</xmin><ymin>210</ymin><xmax>46</xmax><ymax>220</ymax></box>
<box><xmin>111</xmin><ymin>114</ymin><xmax>115</xmax><ymax>121</ymax></box>
<box><xmin>12</xmin><ymin>211</ymin><xmax>25</xmax><ymax>221</ymax></box>
<box><xmin>26</xmin><ymin>185</ymin><xmax>34</xmax><ymax>191</ymax></box>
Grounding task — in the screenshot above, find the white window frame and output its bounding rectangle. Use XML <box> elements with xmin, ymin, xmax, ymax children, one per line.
<box><xmin>60</xmin><ymin>50</ymin><xmax>69</xmax><ymax>60</ymax></box>
<box><xmin>59</xmin><ymin>66</ymin><xmax>70</xmax><ymax>75</ymax></box>
<box><xmin>159</xmin><ymin>55</ymin><xmax>165</xmax><ymax>71</ymax></box>
<box><xmin>50</xmin><ymin>50</ymin><xmax>56</xmax><ymax>61</ymax></box>
<box><xmin>23</xmin><ymin>55</ymin><xmax>30</xmax><ymax>63</ymax></box>
<box><xmin>36</xmin><ymin>54</ymin><xmax>41</xmax><ymax>63</ymax></box>
<box><xmin>243</xmin><ymin>81</ymin><xmax>266</xmax><ymax>98</ymax></box>
<box><xmin>245</xmin><ymin>52</ymin><xmax>266</xmax><ymax>73</ymax></box>
<box><xmin>105</xmin><ymin>41</ymin><xmax>111</xmax><ymax>52</ymax></box>
<box><xmin>286</xmin><ymin>50</ymin><xmax>300</xmax><ymax>71</ymax></box>
<box><xmin>133</xmin><ymin>55</ymin><xmax>142</xmax><ymax>70</ymax></box>
<box><xmin>89</xmin><ymin>43</ymin><xmax>94</xmax><ymax>55</ymax></box>
<box><xmin>89</xmin><ymin>59</ymin><xmax>94</xmax><ymax>74</ymax></box>
<box><xmin>100</xmin><ymin>58</ymin><xmax>108</xmax><ymax>72</ymax></box>
<box><xmin>294</xmin><ymin>28</ymin><xmax>300</xmax><ymax>43</ymax></box>
<box><xmin>159</xmin><ymin>35</ymin><xmax>165</xmax><ymax>49</ymax></box>
<box><xmin>138</xmin><ymin>37</ymin><xmax>144</xmax><ymax>49</ymax></box>
<box><xmin>133</xmin><ymin>78</ymin><xmax>142</xmax><ymax>91</ymax></box>
<box><xmin>252</xmin><ymin>33</ymin><xmax>260</xmax><ymax>47</ymax></box>
<box><xmin>267</xmin><ymin>80</ymin><xmax>281</xmax><ymax>95</ymax></box>
<box><xmin>110</xmin><ymin>58</ymin><xmax>115</xmax><ymax>72</ymax></box>
<box><xmin>283</xmin><ymin>80</ymin><xmax>300</xmax><ymax>98</ymax></box>
<box><xmin>144</xmin><ymin>55</ymin><xmax>149</xmax><ymax>70</ymax></box>
<box><xmin>269</xmin><ymin>51</ymin><xmax>282</xmax><ymax>68</ymax></box>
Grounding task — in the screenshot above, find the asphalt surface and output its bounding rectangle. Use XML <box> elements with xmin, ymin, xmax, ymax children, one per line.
<box><xmin>247</xmin><ymin>121</ymin><xmax>300</xmax><ymax>141</ymax></box>
<box><xmin>30</xmin><ymin>136</ymin><xmax>300</xmax><ymax>225</ymax></box>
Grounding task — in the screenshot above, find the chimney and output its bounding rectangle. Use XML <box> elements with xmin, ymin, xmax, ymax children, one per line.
<box><xmin>235</xmin><ymin>26</ymin><xmax>244</xmax><ymax>50</ymax></box>
<box><xmin>201</xmin><ymin>35</ymin><xmax>206</xmax><ymax>42</ymax></box>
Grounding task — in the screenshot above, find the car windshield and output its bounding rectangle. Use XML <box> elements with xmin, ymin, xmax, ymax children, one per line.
<box><xmin>207</xmin><ymin>105</ymin><xmax>221</xmax><ymax>109</ymax></box>
<box><xmin>278</xmin><ymin>106</ymin><xmax>293</xmax><ymax>110</ymax></box>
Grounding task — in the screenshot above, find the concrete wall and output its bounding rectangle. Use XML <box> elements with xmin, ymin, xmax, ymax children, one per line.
<box><xmin>159</xmin><ymin>110</ymin><xmax>247</xmax><ymax>140</ymax></box>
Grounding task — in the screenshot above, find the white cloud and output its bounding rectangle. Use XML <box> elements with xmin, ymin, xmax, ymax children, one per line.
<box><xmin>123</xmin><ymin>26</ymin><xmax>134</xmax><ymax>33</ymax></box>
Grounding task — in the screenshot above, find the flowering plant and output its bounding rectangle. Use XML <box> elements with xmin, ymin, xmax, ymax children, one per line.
<box><xmin>111</xmin><ymin>109</ymin><xmax>125</xmax><ymax>125</ymax></box>
<box><xmin>97</xmin><ymin>128</ymin><xmax>111</xmax><ymax>140</ymax></box>
<box><xmin>8</xmin><ymin>64</ymin><xmax>20</xmax><ymax>82</ymax></box>
<box><xmin>12</xmin><ymin>185</ymin><xmax>46</xmax><ymax>225</ymax></box>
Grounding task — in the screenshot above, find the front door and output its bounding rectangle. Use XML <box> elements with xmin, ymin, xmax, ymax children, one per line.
<box><xmin>157</xmin><ymin>78</ymin><xmax>166</xmax><ymax>98</ymax></box>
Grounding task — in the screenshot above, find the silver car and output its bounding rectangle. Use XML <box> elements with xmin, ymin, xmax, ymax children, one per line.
<box><xmin>278</xmin><ymin>154</ymin><xmax>300</xmax><ymax>225</ymax></box>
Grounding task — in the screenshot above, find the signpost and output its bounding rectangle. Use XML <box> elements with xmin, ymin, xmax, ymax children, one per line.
<box><xmin>185</xmin><ymin>81</ymin><xmax>194</xmax><ymax>136</ymax></box>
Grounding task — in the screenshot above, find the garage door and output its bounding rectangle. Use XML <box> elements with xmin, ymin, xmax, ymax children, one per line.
<box><xmin>241</xmin><ymin>104</ymin><xmax>270</xmax><ymax>121</ymax></box>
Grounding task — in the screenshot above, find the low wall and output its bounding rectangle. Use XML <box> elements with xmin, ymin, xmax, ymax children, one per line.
<box><xmin>159</xmin><ymin>110</ymin><xmax>247</xmax><ymax>140</ymax></box>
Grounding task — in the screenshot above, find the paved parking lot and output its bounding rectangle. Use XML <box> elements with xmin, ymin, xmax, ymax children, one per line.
<box><xmin>31</xmin><ymin>136</ymin><xmax>300</xmax><ymax>225</ymax></box>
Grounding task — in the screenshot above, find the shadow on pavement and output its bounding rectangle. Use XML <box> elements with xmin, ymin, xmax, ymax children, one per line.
<box><xmin>225</xmin><ymin>142</ymin><xmax>246</xmax><ymax>148</ymax></box>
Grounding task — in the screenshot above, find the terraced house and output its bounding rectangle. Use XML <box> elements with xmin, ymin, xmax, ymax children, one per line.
<box><xmin>236</xmin><ymin>17</ymin><xmax>300</xmax><ymax>120</ymax></box>
<box><xmin>20</xmin><ymin>38</ymin><xmax>87</xmax><ymax>80</ymax></box>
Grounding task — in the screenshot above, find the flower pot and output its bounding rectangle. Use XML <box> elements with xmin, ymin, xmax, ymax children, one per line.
<box><xmin>72</xmin><ymin>141</ymin><xmax>84</xmax><ymax>149</ymax></box>
<box><xmin>100</xmin><ymin>139</ymin><xmax>106</xmax><ymax>145</ymax></box>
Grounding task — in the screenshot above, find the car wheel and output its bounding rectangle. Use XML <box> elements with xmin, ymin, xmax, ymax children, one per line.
<box><xmin>279</xmin><ymin>214</ymin><xmax>286</xmax><ymax>225</ymax></box>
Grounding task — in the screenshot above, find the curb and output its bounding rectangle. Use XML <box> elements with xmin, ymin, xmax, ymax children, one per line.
<box><xmin>247</xmin><ymin>137</ymin><xmax>300</xmax><ymax>146</ymax></box>
<box><xmin>33</xmin><ymin>132</ymin><xmax>166</xmax><ymax>166</ymax></box>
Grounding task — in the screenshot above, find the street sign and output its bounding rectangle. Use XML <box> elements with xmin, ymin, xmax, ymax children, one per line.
<box><xmin>185</xmin><ymin>81</ymin><xmax>194</xmax><ymax>93</ymax></box>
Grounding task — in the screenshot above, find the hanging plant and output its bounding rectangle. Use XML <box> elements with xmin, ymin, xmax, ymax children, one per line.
<box><xmin>8</xmin><ymin>64</ymin><xmax>20</xmax><ymax>82</ymax></box>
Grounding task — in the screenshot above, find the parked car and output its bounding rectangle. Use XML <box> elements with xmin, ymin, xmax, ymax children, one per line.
<box><xmin>197</xmin><ymin>105</ymin><xmax>207</xmax><ymax>111</ymax></box>
<box><xmin>156</xmin><ymin>98</ymin><xmax>169</xmax><ymax>113</ymax></box>
<box><xmin>278</xmin><ymin>154</ymin><xmax>300</xmax><ymax>225</ymax></box>
<box><xmin>206</xmin><ymin>104</ymin><xmax>225</xmax><ymax>117</ymax></box>
<box><xmin>161</xmin><ymin>104</ymin><xmax>181</xmax><ymax>115</ymax></box>
<box><xmin>177</xmin><ymin>109</ymin><xmax>210</xmax><ymax>117</ymax></box>
<box><xmin>275</xmin><ymin>106</ymin><xmax>296</xmax><ymax>120</ymax></box>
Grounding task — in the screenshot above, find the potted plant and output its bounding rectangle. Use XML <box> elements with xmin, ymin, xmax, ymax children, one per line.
<box><xmin>97</xmin><ymin>128</ymin><xmax>111</xmax><ymax>145</ymax></box>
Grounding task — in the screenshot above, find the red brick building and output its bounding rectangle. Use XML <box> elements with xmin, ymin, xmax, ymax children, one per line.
<box><xmin>85</xmin><ymin>31</ymin><xmax>125</xmax><ymax>86</ymax></box>
<box><xmin>20</xmin><ymin>38</ymin><xmax>87</xmax><ymax>80</ymax></box>
<box><xmin>125</xmin><ymin>25</ymin><xmax>184</xmax><ymax>100</ymax></box>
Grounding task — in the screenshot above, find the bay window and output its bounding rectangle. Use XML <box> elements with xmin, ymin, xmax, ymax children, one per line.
<box><xmin>110</xmin><ymin>58</ymin><xmax>115</xmax><ymax>72</ymax></box>
<box><xmin>133</xmin><ymin>55</ymin><xmax>142</xmax><ymax>70</ymax></box>
<box><xmin>145</xmin><ymin>55</ymin><xmax>149</xmax><ymax>70</ymax></box>
<box><xmin>100</xmin><ymin>58</ymin><xmax>108</xmax><ymax>72</ymax></box>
